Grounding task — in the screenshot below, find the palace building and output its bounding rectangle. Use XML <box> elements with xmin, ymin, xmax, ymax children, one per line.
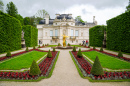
<box><xmin>37</xmin><ymin>14</ymin><xmax>97</xmax><ymax>45</ymax></box>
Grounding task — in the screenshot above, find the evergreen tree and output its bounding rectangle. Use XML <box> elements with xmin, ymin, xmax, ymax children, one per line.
<box><xmin>6</xmin><ymin>1</ymin><xmax>18</xmax><ymax>17</ymax></box>
<box><xmin>53</xmin><ymin>48</ymin><xmax>55</xmax><ymax>52</ymax></box>
<box><xmin>73</xmin><ymin>46</ymin><xmax>76</xmax><ymax>52</ymax></box>
<box><xmin>16</xmin><ymin>14</ymin><xmax>23</xmax><ymax>25</ymax></box>
<box><xmin>118</xmin><ymin>50</ymin><xmax>123</xmax><ymax>57</ymax></box>
<box><xmin>25</xmin><ymin>47</ymin><xmax>29</xmax><ymax>52</ymax></box>
<box><xmin>47</xmin><ymin>49</ymin><xmax>52</xmax><ymax>58</ymax></box>
<box><xmin>24</xmin><ymin>17</ymin><xmax>30</xmax><ymax>25</ymax></box>
<box><xmin>6</xmin><ymin>50</ymin><xmax>11</xmax><ymax>57</ymax></box>
<box><xmin>100</xmin><ymin>47</ymin><xmax>103</xmax><ymax>52</ymax></box>
<box><xmin>91</xmin><ymin>56</ymin><xmax>104</xmax><ymax>75</ymax></box>
<box><xmin>77</xmin><ymin>48</ymin><xmax>82</xmax><ymax>57</ymax></box>
<box><xmin>126</xmin><ymin>0</ymin><xmax>130</xmax><ymax>12</ymax></box>
<box><xmin>0</xmin><ymin>0</ymin><xmax>4</xmax><ymax>12</ymax></box>
<box><xmin>29</xmin><ymin>60</ymin><xmax>41</xmax><ymax>76</ymax></box>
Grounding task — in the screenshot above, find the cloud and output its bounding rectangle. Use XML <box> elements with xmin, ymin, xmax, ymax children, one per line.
<box><xmin>2</xmin><ymin>0</ymin><xmax>129</xmax><ymax>25</ymax></box>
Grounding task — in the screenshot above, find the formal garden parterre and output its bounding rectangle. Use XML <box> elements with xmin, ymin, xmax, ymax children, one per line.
<box><xmin>70</xmin><ymin>48</ymin><xmax>130</xmax><ymax>81</ymax></box>
<box><xmin>0</xmin><ymin>48</ymin><xmax>59</xmax><ymax>81</ymax></box>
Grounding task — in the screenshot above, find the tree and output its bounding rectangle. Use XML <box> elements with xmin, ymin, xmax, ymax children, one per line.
<box><xmin>118</xmin><ymin>50</ymin><xmax>123</xmax><ymax>57</ymax></box>
<box><xmin>75</xmin><ymin>16</ymin><xmax>85</xmax><ymax>23</ymax></box>
<box><xmin>16</xmin><ymin>14</ymin><xmax>23</xmax><ymax>25</ymax></box>
<box><xmin>0</xmin><ymin>0</ymin><xmax>4</xmax><ymax>12</ymax></box>
<box><xmin>77</xmin><ymin>48</ymin><xmax>82</xmax><ymax>57</ymax></box>
<box><xmin>47</xmin><ymin>49</ymin><xmax>52</xmax><ymax>58</ymax></box>
<box><xmin>53</xmin><ymin>48</ymin><xmax>56</xmax><ymax>52</ymax></box>
<box><xmin>6</xmin><ymin>50</ymin><xmax>11</xmax><ymax>57</ymax></box>
<box><xmin>73</xmin><ymin>46</ymin><xmax>76</xmax><ymax>52</ymax></box>
<box><xmin>35</xmin><ymin>9</ymin><xmax>48</xmax><ymax>19</ymax></box>
<box><xmin>6</xmin><ymin>1</ymin><xmax>18</xmax><ymax>17</ymax></box>
<box><xmin>126</xmin><ymin>0</ymin><xmax>130</xmax><ymax>12</ymax></box>
<box><xmin>91</xmin><ymin>56</ymin><xmax>104</xmax><ymax>75</ymax></box>
<box><xmin>29</xmin><ymin>60</ymin><xmax>41</xmax><ymax>76</ymax></box>
<box><xmin>24</xmin><ymin>17</ymin><xmax>30</xmax><ymax>25</ymax></box>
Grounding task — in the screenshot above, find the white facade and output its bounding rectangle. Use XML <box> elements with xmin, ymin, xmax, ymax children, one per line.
<box><xmin>37</xmin><ymin>14</ymin><xmax>97</xmax><ymax>45</ymax></box>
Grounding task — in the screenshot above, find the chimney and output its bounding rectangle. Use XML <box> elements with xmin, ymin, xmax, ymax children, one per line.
<box><xmin>45</xmin><ymin>14</ymin><xmax>49</xmax><ymax>24</ymax></box>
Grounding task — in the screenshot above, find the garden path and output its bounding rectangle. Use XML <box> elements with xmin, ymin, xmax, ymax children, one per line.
<box><xmin>0</xmin><ymin>48</ymin><xmax>130</xmax><ymax>86</ymax></box>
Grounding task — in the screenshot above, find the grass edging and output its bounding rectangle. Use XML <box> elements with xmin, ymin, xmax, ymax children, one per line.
<box><xmin>0</xmin><ymin>51</ymin><xmax>60</xmax><ymax>82</ymax></box>
<box><xmin>69</xmin><ymin>51</ymin><xmax>130</xmax><ymax>82</ymax></box>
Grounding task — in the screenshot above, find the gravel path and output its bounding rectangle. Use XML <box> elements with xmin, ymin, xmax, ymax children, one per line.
<box><xmin>0</xmin><ymin>49</ymin><xmax>130</xmax><ymax>86</ymax></box>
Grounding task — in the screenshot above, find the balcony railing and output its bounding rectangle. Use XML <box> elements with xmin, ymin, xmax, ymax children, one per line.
<box><xmin>70</xmin><ymin>36</ymin><xmax>76</xmax><ymax>40</ymax></box>
<box><xmin>52</xmin><ymin>36</ymin><xmax>59</xmax><ymax>39</ymax></box>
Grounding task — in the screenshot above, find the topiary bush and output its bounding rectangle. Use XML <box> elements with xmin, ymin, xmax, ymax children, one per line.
<box><xmin>29</xmin><ymin>60</ymin><xmax>41</xmax><ymax>76</ymax></box>
<box><xmin>93</xmin><ymin>46</ymin><xmax>96</xmax><ymax>50</ymax></box>
<box><xmin>47</xmin><ymin>49</ymin><xmax>52</xmax><ymax>58</ymax></box>
<box><xmin>88</xmin><ymin>45</ymin><xmax>90</xmax><ymax>48</ymax></box>
<box><xmin>6</xmin><ymin>50</ymin><xmax>11</xmax><ymax>57</ymax></box>
<box><xmin>100</xmin><ymin>47</ymin><xmax>103</xmax><ymax>52</ymax></box>
<box><xmin>73</xmin><ymin>46</ymin><xmax>76</xmax><ymax>52</ymax></box>
<box><xmin>68</xmin><ymin>43</ymin><xmax>71</xmax><ymax>46</ymax></box>
<box><xmin>79</xmin><ymin>43</ymin><xmax>81</xmax><ymax>45</ymax></box>
<box><xmin>33</xmin><ymin>46</ymin><xmax>36</xmax><ymax>49</ymax></box>
<box><xmin>58</xmin><ymin>43</ymin><xmax>61</xmax><ymax>46</ymax></box>
<box><xmin>53</xmin><ymin>48</ymin><xmax>56</xmax><ymax>52</ymax></box>
<box><xmin>38</xmin><ymin>45</ymin><xmax>40</xmax><ymax>48</ymax></box>
<box><xmin>77</xmin><ymin>48</ymin><xmax>82</xmax><ymax>57</ymax></box>
<box><xmin>118</xmin><ymin>50</ymin><xmax>123</xmax><ymax>57</ymax></box>
<box><xmin>91</xmin><ymin>56</ymin><xmax>104</xmax><ymax>75</ymax></box>
<box><xmin>25</xmin><ymin>47</ymin><xmax>29</xmax><ymax>52</ymax></box>
<box><xmin>42</xmin><ymin>44</ymin><xmax>44</xmax><ymax>46</ymax></box>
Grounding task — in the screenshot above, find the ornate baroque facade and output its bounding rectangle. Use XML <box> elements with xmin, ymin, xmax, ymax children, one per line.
<box><xmin>37</xmin><ymin>14</ymin><xmax>97</xmax><ymax>45</ymax></box>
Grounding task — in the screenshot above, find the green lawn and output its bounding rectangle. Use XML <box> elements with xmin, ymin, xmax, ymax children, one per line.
<box><xmin>0</xmin><ymin>51</ymin><xmax>47</xmax><ymax>70</ymax></box>
<box><xmin>82</xmin><ymin>51</ymin><xmax>130</xmax><ymax>70</ymax></box>
<box><xmin>71</xmin><ymin>45</ymin><xmax>83</xmax><ymax>47</ymax></box>
<box><xmin>47</xmin><ymin>45</ymin><xmax>57</xmax><ymax>47</ymax></box>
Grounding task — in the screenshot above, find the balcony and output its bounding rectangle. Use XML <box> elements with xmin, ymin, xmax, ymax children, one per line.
<box><xmin>70</xmin><ymin>36</ymin><xmax>76</xmax><ymax>40</ymax></box>
<box><xmin>52</xmin><ymin>36</ymin><xmax>59</xmax><ymax>39</ymax></box>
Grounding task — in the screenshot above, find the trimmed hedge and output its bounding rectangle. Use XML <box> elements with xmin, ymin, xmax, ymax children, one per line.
<box><xmin>89</xmin><ymin>25</ymin><xmax>106</xmax><ymax>47</ymax></box>
<box><xmin>23</xmin><ymin>25</ymin><xmax>38</xmax><ymax>47</ymax></box>
<box><xmin>107</xmin><ymin>11</ymin><xmax>130</xmax><ymax>53</ymax></box>
<box><xmin>0</xmin><ymin>11</ymin><xmax>22</xmax><ymax>53</ymax></box>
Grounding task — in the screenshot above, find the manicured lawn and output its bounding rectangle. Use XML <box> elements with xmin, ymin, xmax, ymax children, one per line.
<box><xmin>0</xmin><ymin>51</ymin><xmax>47</xmax><ymax>70</ymax></box>
<box><xmin>47</xmin><ymin>45</ymin><xmax>57</xmax><ymax>47</ymax></box>
<box><xmin>71</xmin><ymin>45</ymin><xmax>83</xmax><ymax>47</ymax></box>
<box><xmin>82</xmin><ymin>51</ymin><xmax>130</xmax><ymax>70</ymax></box>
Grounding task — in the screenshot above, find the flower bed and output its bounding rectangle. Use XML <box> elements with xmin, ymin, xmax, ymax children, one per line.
<box><xmin>0</xmin><ymin>49</ymin><xmax>48</xmax><ymax>62</ymax></box>
<box><xmin>71</xmin><ymin>51</ymin><xmax>130</xmax><ymax>80</ymax></box>
<box><xmin>0</xmin><ymin>50</ymin><xmax>58</xmax><ymax>80</ymax></box>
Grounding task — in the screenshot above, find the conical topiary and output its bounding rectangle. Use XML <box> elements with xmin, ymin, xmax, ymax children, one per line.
<box><xmin>93</xmin><ymin>46</ymin><xmax>96</xmax><ymax>50</ymax></box>
<box><xmin>53</xmin><ymin>48</ymin><xmax>56</xmax><ymax>52</ymax></box>
<box><xmin>47</xmin><ymin>49</ymin><xmax>52</xmax><ymax>58</ymax></box>
<box><xmin>77</xmin><ymin>48</ymin><xmax>82</xmax><ymax>57</ymax></box>
<box><xmin>91</xmin><ymin>56</ymin><xmax>104</xmax><ymax>75</ymax></box>
<box><xmin>100</xmin><ymin>47</ymin><xmax>103</xmax><ymax>52</ymax></box>
<box><xmin>26</xmin><ymin>47</ymin><xmax>29</xmax><ymax>52</ymax></box>
<box><xmin>73</xmin><ymin>46</ymin><xmax>76</xmax><ymax>52</ymax></box>
<box><xmin>29</xmin><ymin>60</ymin><xmax>41</xmax><ymax>76</ymax></box>
<box><xmin>6</xmin><ymin>50</ymin><xmax>11</xmax><ymax>57</ymax></box>
<box><xmin>42</xmin><ymin>44</ymin><xmax>44</xmax><ymax>46</ymax></box>
<box><xmin>118</xmin><ymin>50</ymin><xmax>123</xmax><ymax>57</ymax></box>
<box><xmin>33</xmin><ymin>46</ymin><xmax>36</xmax><ymax>49</ymax></box>
<box><xmin>38</xmin><ymin>45</ymin><xmax>40</xmax><ymax>48</ymax></box>
<box><xmin>58</xmin><ymin>43</ymin><xmax>61</xmax><ymax>46</ymax></box>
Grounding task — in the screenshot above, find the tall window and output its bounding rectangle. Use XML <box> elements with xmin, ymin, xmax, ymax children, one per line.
<box><xmin>71</xmin><ymin>29</ymin><xmax>73</xmax><ymax>36</ymax></box>
<box><xmin>50</xmin><ymin>30</ymin><xmax>53</xmax><ymax>36</ymax></box>
<box><xmin>55</xmin><ymin>29</ymin><xmax>58</xmax><ymax>36</ymax></box>
<box><xmin>75</xmin><ymin>30</ymin><xmax>79</xmax><ymax>36</ymax></box>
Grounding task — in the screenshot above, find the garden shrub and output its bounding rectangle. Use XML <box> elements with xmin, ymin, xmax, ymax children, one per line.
<box><xmin>6</xmin><ymin>50</ymin><xmax>11</xmax><ymax>57</ymax></box>
<box><xmin>79</xmin><ymin>43</ymin><xmax>81</xmax><ymax>45</ymax></box>
<box><xmin>68</xmin><ymin>43</ymin><xmax>71</xmax><ymax>46</ymax></box>
<box><xmin>107</xmin><ymin>11</ymin><xmax>130</xmax><ymax>53</ymax></box>
<box><xmin>93</xmin><ymin>46</ymin><xmax>96</xmax><ymax>50</ymax></box>
<box><xmin>118</xmin><ymin>50</ymin><xmax>123</xmax><ymax>57</ymax></box>
<box><xmin>100</xmin><ymin>47</ymin><xmax>103</xmax><ymax>52</ymax></box>
<box><xmin>38</xmin><ymin>45</ymin><xmax>40</xmax><ymax>48</ymax></box>
<box><xmin>58</xmin><ymin>43</ymin><xmax>61</xmax><ymax>46</ymax></box>
<box><xmin>23</xmin><ymin>25</ymin><xmax>38</xmax><ymax>47</ymax></box>
<box><xmin>91</xmin><ymin>56</ymin><xmax>104</xmax><ymax>75</ymax></box>
<box><xmin>89</xmin><ymin>25</ymin><xmax>106</xmax><ymax>47</ymax></box>
<box><xmin>33</xmin><ymin>46</ymin><xmax>36</xmax><ymax>49</ymax></box>
<box><xmin>0</xmin><ymin>11</ymin><xmax>22</xmax><ymax>53</ymax></box>
<box><xmin>53</xmin><ymin>48</ymin><xmax>55</xmax><ymax>52</ymax></box>
<box><xmin>25</xmin><ymin>47</ymin><xmax>29</xmax><ymax>52</ymax></box>
<box><xmin>29</xmin><ymin>60</ymin><xmax>41</xmax><ymax>76</ymax></box>
<box><xmin>73</xmin><ymin>46</ymin><xmax>76</xmax><ymax>52</ymax></box>
<box><xmin>42</xmin><ymin>44</ymin><xmax>44</xmax><ymax>46</ymax></box>
<box><xmin>77</xmin><ymin>48</ymin><xmax>82</xmax><ymax>57</ymax></box>
<box><xmin>47</xmin><ymin>49</ymin><xmax>52</xmax><ymax>58</ymax></box>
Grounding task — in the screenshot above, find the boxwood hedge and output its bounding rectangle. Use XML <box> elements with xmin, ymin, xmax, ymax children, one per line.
<box><xmin>0</xmin><ymin>11</ymin><xmax>22</xmax><ymax>53</ymax></box>
<box><xmin>23</xmin><ymin>25</ymin><xmax>38</xmax><ymax>47</ymax></box>
<box><xmin>107</xmin><ymin>11</ymin><xmax>130</xmax><ymax>53</ymax></box>
<box><xmin>89</xmin><ymin>25</ymin><xmax>106</xmax><ymax>47</ymax></box>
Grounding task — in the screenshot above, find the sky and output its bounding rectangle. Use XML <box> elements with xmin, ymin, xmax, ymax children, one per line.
<box><xmin>2</xmin><ymin>0</ymin><xmax>129</xmax><ymax>25</ymax></box>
